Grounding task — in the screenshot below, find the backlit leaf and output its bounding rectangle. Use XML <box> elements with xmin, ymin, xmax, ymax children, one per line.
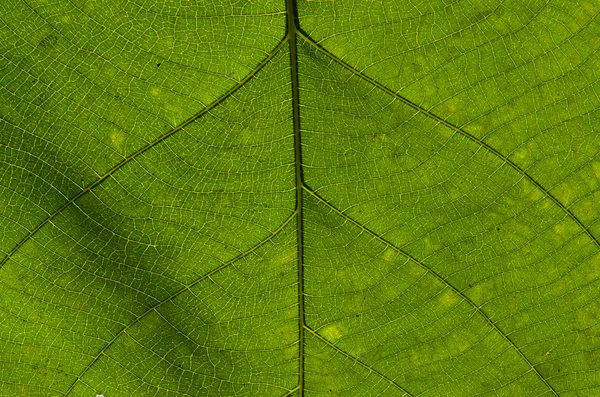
<box><xmin>1</xmin><ymin>0</ymin><xmax>600</xmax><ymax>396</ymax></box>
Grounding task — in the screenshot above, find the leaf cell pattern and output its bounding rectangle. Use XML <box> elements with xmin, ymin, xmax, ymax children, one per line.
<box><xmin>1</xmin><ymin>0</ymin><xmax>600</xmax><ymax>396</ymax></box>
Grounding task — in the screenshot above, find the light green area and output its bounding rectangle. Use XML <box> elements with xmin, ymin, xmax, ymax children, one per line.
<box><xmin>1</xmin><ymin>0</ymin><xmax>600</xmax><ymax>396</ymax></box>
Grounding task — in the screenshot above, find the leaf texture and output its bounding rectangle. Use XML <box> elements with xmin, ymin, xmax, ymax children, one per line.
<box><xmin>1</xmin><ymin>0</ymin><xmax>600</xmax><ymax>396</ymax></box>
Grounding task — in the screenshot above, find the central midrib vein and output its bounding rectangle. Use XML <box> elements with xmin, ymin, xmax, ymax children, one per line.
<box><xmin>286</xmin><ymin>0</ymin><xmax>305</xmax><ymax>394</ymax></box>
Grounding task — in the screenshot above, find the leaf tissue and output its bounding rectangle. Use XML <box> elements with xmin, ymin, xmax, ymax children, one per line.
<box><xmin>1</xmin><ymin>0</ymin><xmax>600</xmax><ymax>396</ymax></box>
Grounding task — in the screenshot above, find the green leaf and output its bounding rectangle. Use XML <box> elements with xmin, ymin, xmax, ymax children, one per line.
<box><xmin>1</xmin><ymin>0</ymin><xmax>600</xmax><ymax>395</ymax></box>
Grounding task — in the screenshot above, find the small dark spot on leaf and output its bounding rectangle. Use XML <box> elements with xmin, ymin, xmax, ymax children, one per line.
<box><xmin>157</xmin><ymin>62</ymin><xmax>161</xmax><ymax>67</ymax></box>
<box><xmin>412</xmin><ymin>61</ymin><xmax>424</xmax><ymax>73</ymax></box>
<box><xmin>470</xmin><ymin>10</ymin><xmax>494</xmax><ymax>24</ymax></box>
<box><xmin>38</xmin><ymin>34</ymin><xmax>59</xmax><ymax>49</ymax></box>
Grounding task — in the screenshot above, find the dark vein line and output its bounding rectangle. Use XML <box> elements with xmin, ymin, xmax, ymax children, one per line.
<box><xmin>303</xmin><ymin>185</ymin><xmax>559</xmax><ymax>396</ymax></box>
<box><xmin>305</xmin><ymin>325</ymin><xmax>413</xmax><ymax>396</ymax></box>
<box><xmin>286</xmin><ymin>0</ymin><xmax>305</xmax><ymax>395</ymax></box>
<box><xmin>140</xmin><ymin>309</ymin><xmax>297</xmax><ymax>391</ymax></box>
<box><xmin>0</xmin><ymin>37</ymin><xmax>288</xmax><ymax>271</ymax></box>
<box><xmin>296</xmin><ymin>30</ymin><xmax>600</xmax><ymax>254</ymax></box>
<box><xmin>62</xmin><ymin>213</ymin><xmax>295</xmax><ymax>396</ymax></box>
<box><xmin>431</xmin><ymin>5</ymin><xmax>599</xmax><ymax>142</ymax></box>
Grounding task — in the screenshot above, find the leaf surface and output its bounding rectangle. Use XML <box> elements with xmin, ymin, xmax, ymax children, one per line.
<box><xmin>1</xmin><ymin>0</ymin><xmax>600</xmax><ymax>396</ymax></box>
